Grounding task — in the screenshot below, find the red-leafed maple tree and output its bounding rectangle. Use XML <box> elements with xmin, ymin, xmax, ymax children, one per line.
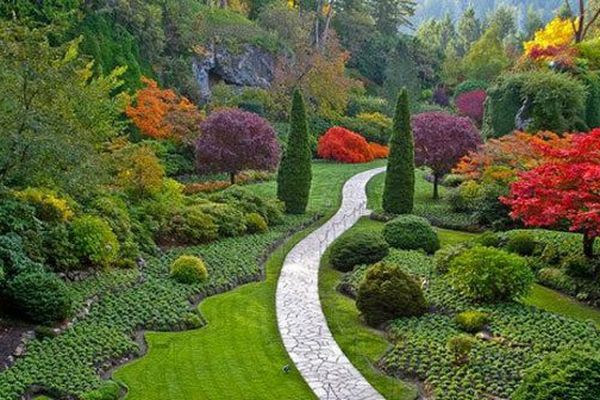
<box><xmin>317</xmin><ymin>127</ymin><xmax>374</xmax><ymax>163</ymax></box>
<box><xmin>502</xmin><ymin>128</ymin><xmax>600</xmax><ymax>258</ymax></box>
<box><xmin>126</xmin><ymin>77</ymin><xmax>203</xmax><ymax>143</ymax></box>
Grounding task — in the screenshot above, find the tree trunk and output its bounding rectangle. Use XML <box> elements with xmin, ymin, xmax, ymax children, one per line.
<box><xmin>583</xmin><ymin>232</ymin><xmax>595</xmax><ymax>258</ymax></box>
<box><xmin>230</xmin><ymin>172</ymin><xmax>236</xmax><ymax>185</ymax></box>
<box><xmin>433</xmin><ymin>174</ymin><xmax>440</xmax><ymax>200</ymax></box>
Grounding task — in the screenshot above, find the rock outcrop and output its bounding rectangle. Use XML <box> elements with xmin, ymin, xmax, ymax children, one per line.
<box><xmin>192</xmin><ymin>44</ymin><xmax>275</xmax><ymax>102</ymax></box>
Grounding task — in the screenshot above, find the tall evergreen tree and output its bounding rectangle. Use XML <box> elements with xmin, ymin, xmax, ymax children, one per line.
<box><xmin>277</xmin><ymin>89</ymin><xmax>312</xmax><ymax>214</ymax></box>
<box><xmin>383</xmin><ymin>89</ymin><xmax>414</xmax><ymax>215</ymax></box>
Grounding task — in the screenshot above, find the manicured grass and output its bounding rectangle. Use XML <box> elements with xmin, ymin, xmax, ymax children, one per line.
<box><xmin>435</xmin><ymin>228</ymin><xmax>479</xmax><ymax>246</ymax></box>
<box><xmin>524</xmin><ymin>284</ymin><xmax>600</xmax><ymax>328</ymax></box>
<box><xmin>319</xmin><ymin>218</ymin><xmax>418</xmax><ymax>400</ymax></box>
<box><xmin>114</xmin><ymin>160</ymin><xmax>386</xmax><ymax>400</ymax></box>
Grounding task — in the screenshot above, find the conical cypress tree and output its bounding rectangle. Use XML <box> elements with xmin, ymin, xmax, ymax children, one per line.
<box><xmin>383</xmin><ymin>89</ymin><xmax>415</xmax><ymax>214</ymax></box>
<box><xmin>277</xmin><ymin>89</ymin><xmax>312</xmax><ymax>214</ymax></box>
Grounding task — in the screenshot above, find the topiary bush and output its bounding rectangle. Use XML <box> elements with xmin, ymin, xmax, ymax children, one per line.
<box><xmin>454</xmin><ymin>310</ymin><xmax>490</xmax><ymax>333</ymax></box>
<box><xmin>7</xmin><ymin>270</ymin><xmax>74</xmax><ymax>324</ymax></box>
<box><xmin>170</xmin><ymin>255</ymin><xmax>208</xmax><ymax>284</ymax></box>
<box><xmin>245</xmin><ymin>212</ymin><xmax>268</xmax><ymax>234</ymax></box>
<box><xmin>383</xmin><ymin>215</ymin><xmax>440</xmax><ymax>254</ymax></box>
<box><xmin>356</xmin><ymin>262</ymin><xmax>427</xmax><ymax>327</ymax></box>
<box><xmin>71</xmin><ymin>215</ymin><xmax>120</xmax><ymax>268</ymax></box>
<box><xmin>512</xmin><ymin>348</ymin><xmax>600</xmax><ymax>400</ymax></box>
<box><xmin>505</xmin><ymin>231</ymin><xmax>537</xmax><ymax>256</ymax></box>
<box><xmin>448</xmin><ymin>246</ymin><xmax>534</xmax><ymax>303</ymax></box>
<box><xmin>329</xmin><ymin>231</ymin><xmax>389</xmax><ymax>272</ymax></box>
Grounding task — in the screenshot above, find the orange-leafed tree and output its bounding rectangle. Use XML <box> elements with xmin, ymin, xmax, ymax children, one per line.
<box><xmin>317</xmin><ymin>127</ymin><xmax>374</xmax><ymax>163</ymax></box>
<box><xmin>126</xmin><ymin>77</ymin><xmax>203</xmax><ymax>143</ymax></box>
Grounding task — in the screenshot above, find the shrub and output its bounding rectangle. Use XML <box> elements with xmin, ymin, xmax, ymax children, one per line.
<box><xmin>368</xmin><ymin>142</ymin><xmax>389</xmax><ymax>159</ymax></box>
<box><xmin>483</xmin><ymin>71</ymin><xmax>587</xmax><ymax>138</ymax></box>
<box><xmin>200</xmin><ymin>203</ymin><xmax>247</xmax><ymax>237</ymax></box>
<box><xmin>474</xmin><ymin>231</ymin><xmax>502</xmax><ymax>248</ymax></box>
<box><xmin>42</xmin><ymin>224</ymin><xmax>79</xmax><ymax>273</ymax></box>
<box><xmin>512</xmin><ymin>348</ymin><xmax>600</xmax><ymax>400</ymax></box>
<box><xmin>347</xmin><ymin>95</ymin><xmax>389</xmax><ymax>116</ymax></box>
<box><xmin>537</xmin><ymin>267</ymin><xmax>577</xmax><ymax>293</ymax></box>
<box><xmin>432</xmin><ymin>87</ymin><xmax>450</xmax><ymax>107</ymax></box>
<box><xmin>336</xmin><ymin>112</ymin><xmax>392</xmax><ymax>144</ymax></box>
<box><xmin>317</xmin><ymin>126</ymin><xmax>374</xmax><ymax>163</ymax></box>
<box><xmin>383</xmin><ymin>90</ymin><xmax>415</xmax><ymax>214</ymax></box>
<box><xmin>14</xmin><ymin>187</ymin><xmax>74</xmax><ymax>222</ymax></box>
<box><xmin>455</xmin><ymin>310</ymin><xmax>490</xmax><ymax>333</ymax></box>
<box><xmin>329</xmin><ymin>231</ymin><xmax>389</xmax><ymax>272</ymax></box>
<box><xmin>562</xmin><ymin>255</ymin><xmax>595</xmax><ymax>278</ymax></box>
<box><xmin>505</xmin><ymin>232</ymin><xmax>537</xmax><ymax>256</ymax></box>
<box><xmin>245</xmin><ymin>212</ymin><xmax>268</xmax><ymax>234</ymax></box>
<box><xmin>447</xmin><ymin>334</ymin><xmax>476</xmax><ymax>365</ymax></box>
<box><xmin>433</xmin><ymin>243</ymin><xmax>470</xmax><ymax>274</ymax></box>
<box><xmin>210</xmin><ymin>187</ymin><xmax>284</xmax><ymax>226</ymax></box>
<box><xmin>356</xmin><ymin>262</ymin><xmax>427</xmax><ymax>327</ymax></box>
<box><xmin>170</xmin><ymin>255</ymin><xmax>208</xmax><ymax>284</ymax></box>
<box><xmin>448</xmin><ymin>246</ymin><xmax>534</xmax><ymax>303</ymax></box>
<box><xmin>455</xmin><ymin>80</ymin><xmax>488</xmax><ymax>97</ymax></box>
<box><xmin>7</xmin><ymin>270</ymin><xmax>74</xmax><ymax>324</ymax></box>
<box><xmin>449</xmin><ymin>180</ymin><xmax>483</xmax><ymax>212</ymax></box>
<box><xmin>455</xmin><ymin>90</ymin><xmax>486</xmax><ymax>126</ymax></box>
<box><xmin>277</xmin><ymin>89</ymin><xmax>313</xmax><ymax>214</ymax></box>
<box><xmin>71</xmin><ymin>215</ymin><xmax>119</xmax><ymax>268</ymax></box>
<box><xmin>162</xmin><ymin>207</ymin><xmax>218</xmax><ymax>245</ymax></box>
<box><xmin>383</xmin><ymin>215</ymin><xmax>440</xmax><ymax>254</ymax></box>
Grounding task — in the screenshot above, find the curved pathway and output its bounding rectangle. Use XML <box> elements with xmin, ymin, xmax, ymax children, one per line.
<box><xmin>276</xmin><ymin>167</ymin><xmax>386</xmax><ymax>400</ymax></box>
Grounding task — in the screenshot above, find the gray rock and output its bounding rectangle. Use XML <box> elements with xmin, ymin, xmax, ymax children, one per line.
<box><xmin>192</xmin><ymin>44</ymin><xmax>275</xmax><ymax>102</ymax></box>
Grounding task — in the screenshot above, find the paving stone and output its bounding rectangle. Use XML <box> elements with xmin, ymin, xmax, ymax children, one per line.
<box><xmin>276</xmin><ymin>167</ymin><xmax>386</xmax><ymax>400</ymax></box>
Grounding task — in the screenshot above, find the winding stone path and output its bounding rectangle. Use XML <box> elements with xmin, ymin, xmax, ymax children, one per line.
<box><xmin>276</xmin><ymin>167</ymin><xmax>386</xmax><ymax>400</ymax></box>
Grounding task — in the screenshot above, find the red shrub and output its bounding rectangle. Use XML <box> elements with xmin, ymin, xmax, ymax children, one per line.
<box><xmin>455</xmin><ymin>90</ymin><xmax>487</xmax><ymax>126</ymax></box>
<box><xmin>317</xmin><ymin>127</ymin><xmax>374</xmax><ymax>163</ymax></box>
<box><xmin>368</xmin><ymin>142</ymin><xmax>389</xmax><ymax>159</ymax></box>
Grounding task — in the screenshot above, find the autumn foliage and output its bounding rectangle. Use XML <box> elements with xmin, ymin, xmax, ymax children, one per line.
<box><xmin>317</xmin><ymin>127</ymin><xmax>375</xmax><ymax>163</ymax></box>
<box><xmin>523</xmin><ymin>17</ymin><xmax>578</xmax><ymax>66</ymax></box>
<box><xmin>126</xmin><ymin>77</ymin><xmax>203</xmax><ymax>143</ymax></box>
<box><xmin>502</xmin><ymin>129</ymin><xmax>600</xmax><ymax>257</ymax></box>
<box><xmin>455</xmin><ymin>90</ymin><xmax>487</xmax><ymax>126</ymax></box>
<box><xmin>368</xmin><ymin>142</ymin><xmax>390</xmax><ymax>159</ymax></box>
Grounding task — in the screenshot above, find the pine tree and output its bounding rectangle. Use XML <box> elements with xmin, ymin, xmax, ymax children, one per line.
<box><xmin>277</xmin><ymin>89</ymin><xmax>312</xmax><ymax>214</ymax></box>
<box><xmin>383</xmin><ymin>89</ymin><xmax>414</xmax><ymax>215</ymax></box>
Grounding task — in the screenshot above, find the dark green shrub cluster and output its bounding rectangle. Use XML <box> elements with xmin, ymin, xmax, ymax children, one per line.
<box><xmin>446</xmin><ymin>334</ymin><xmax>476</xmax><ymax>364</ymax></box>
<box><xmin>433</xmin><ymin>243</ymin><xmax>471</xmax><ymax>274</ymax></box>
<box><xmin>454</xmin><ymin>310</ymin><xmax>489</xmax><ymax>333</ymax></box>
<box><xmin>162</xmin><ymin>207</ymin><xmax>219</xmax><ymax>246</ymax></box>
<box><xmin>356</xmin><ymin>262</ymin><xmax>427</xmax><ymax>327</ymax></box>
<box><xmin>383</xmin><ymin>215</ymin><xmax>440</xmax><ymax>254</ymax></box>
<box><xmin>505</xmin><ymin>231</ymin><xmax>537</xmax><ymax>256</ymax></box>
<box><xmin>329</xmin><ymin>231</ymin><xmax>389</xmax><ymax>272</ymax></box>
<box><xmin>170</xmin><ymin>255</ymin><xmax>208</xmax><ymax>284</ymax></box>
<box><xmin>448</xmin><ymin>246</ymin><xmax>534</xmax><ymax>303</ymax></box>
<box><xmin>81</xmin><ymin>380</ymin><xmax>121</xmax><ymax>400</ymax></box>
<box><xmin>512</xmin><ymin>348</ymin><xmax>600</xmax><ymax>400</ymax></box>
<box><xmin>483</xmin><ymin>71</ymin><xmax>587</xmax><ymax>138</ymax></box>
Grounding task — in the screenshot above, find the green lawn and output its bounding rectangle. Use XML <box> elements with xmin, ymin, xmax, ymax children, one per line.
<box><xmin>114</xmin><ymin>160</ymin><xmax>386</xmax><ymax>400</ymax></box>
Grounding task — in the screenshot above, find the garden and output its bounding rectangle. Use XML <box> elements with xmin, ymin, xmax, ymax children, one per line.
<box><xmin>1</xmin><ymin>1</ymin><xmax>600</xmax><ymax>399</ymax></box>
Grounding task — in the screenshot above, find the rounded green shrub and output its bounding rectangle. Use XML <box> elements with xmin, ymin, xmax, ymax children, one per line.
<box><xmin>356</xmin><ymin>262</ymin><xmax>427</xmax><ymax>327</ymax></box>
<box><xmin>512</xmin><ymin>348</ymin><xmax>600</xmax><ymax>400</ymax></box>
<box><xmin>383</xmin><ymin>215</ymin><xmax>440</xmax><ymax>254</ymax></box>
<box><xmin>448</xmin><ymin>246</ymin><xmax>534</xmax><ymax>303</ymax></box>
<box><xmin>433</xmin><ymin>243</ymin><xmax>470</xmax><ymax>274</ymax></box>
<box><xmin>7</xmin><ymin>270</ymin><xmax>74</xmax><ymax>324</ymax></box>
<box><xmin>245</xmin><ymin>212</ymin><xmax>268</xmax><ymax>234</ymax></box>
<box><xmin>170</xmin><ymin>255</ymin><xmax>208</xmax><ymax>284</ymax></box>
<box><xmin>474</xmin><ymin>231</ymin><xmax>502</xmax><ymax>248</ymax></box>
<box><xmin>505</xmin><ymin>232</ymin><xmax>537</xmax><ymax>256</ymax></box>
<box><xmin>330</xmin><ymin>231</ymin><xmax>389</xmax><ymax>272</ymax></box>
<box><xmin>447</xmin><ymin>334</ymin><xmax>476</xmax><ymax>365</ymax></box>
<box><xmin>71</xmin><ymin>215</ymin><xmax>119</xmax><ymax>268</ymax></box>
<box><xmin>455</xmin><ymin>310</ymin><xmax>490</xmax><ymax>333</ymax></box>
<box><xmin>162</xmin><ymin>207</ymin><xmax>218</xmax><ymax>245</ymax></box>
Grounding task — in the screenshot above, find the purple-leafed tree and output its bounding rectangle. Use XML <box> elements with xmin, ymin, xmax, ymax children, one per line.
<box><xmin>455</xmin><ymin>90</ymin><xmax>487</xmax><ymax>127</ymax></box>
<box><xmin>196</xmin><ymin>108</ymin><xmax>281</xmax><ymax>184</ymax></box>
<box><xmin>412</xmin><ymin>112</ymin><xmax>482</xmax><ymax>199</ymax></box>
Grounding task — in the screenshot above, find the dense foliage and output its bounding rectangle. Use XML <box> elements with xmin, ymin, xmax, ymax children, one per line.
<box><xmin>170</xmin><ymin>255</ymin><xmax>208</xmax><ymax>284</ymax></box>
<box><xmin>356</xmin><ymin>261</ymin><xmax>427</xmax><ymax>327</ymax></box>
<box><xmin>317</xmin><ymin>127</ymin><xmax>374</xmax><ymax>163</ymax></box>
<box><xmin>383</xmin><ymin>215</ymin><xmax>440</xmax><ymax>254</ymax></box>
<box><xmin>329</xmin><ymin>231</ymin><xmax>389</xmax><ymax>272</ymax></box>
<box><xmin>383</xmin><ymin>90</ymin><xmax>415</xmax><ymax>214</ymax></box>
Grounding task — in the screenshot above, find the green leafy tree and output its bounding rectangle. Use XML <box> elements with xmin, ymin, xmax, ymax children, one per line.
<box><xmin>486</xmin><ymin>5</ymin><xmax>517</xmax><ymax>39</ymax></box>
<box><xmin>277</xmin><ymin>89</ymin><xmax>313</xmax><ymax>214</ymax></box>
<box><xmin>383</xmin><ymin>89</ymin><xmax>414</xmax><ymax>215</ymax></box>
<box><xmin>372</xmin><ymin>0</ymin><xmax>416</xmax><ymax>36</ymax></box>
<box><xmin>457</xmin><ymin>7</ymin><xmax>481</xmax><ymax>54</ymax></box>
<box><xmin>463</xmin><ymin>26</ymin><xmax>510</xmax><ymax>82</ymax></box>
<box><xmin>0</xmin><ymin>23</ymin><xmax>126</xmax><ymax>195</ymax></box>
